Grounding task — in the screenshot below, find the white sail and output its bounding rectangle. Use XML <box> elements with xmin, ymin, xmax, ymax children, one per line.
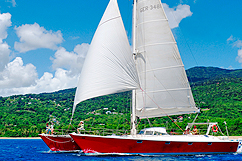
<box><xmin>73</xmin><ymin>0</ymin><xmax>140</xmax><ymax>111</ymax></box>
<box><xmin>134</xmin><ymin>0</ymin><xmax>199</xmax><ymax>118</ymax></box>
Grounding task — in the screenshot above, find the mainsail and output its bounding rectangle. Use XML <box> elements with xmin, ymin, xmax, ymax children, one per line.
<box><xmin>72</xmin><ymin>0</ymin><xmax>140</xmax><ymax>114</ymax></box>
<box><xmin>134</xmin><ymin>0</ymin><xmax>199</xmax><ymax>118</ymax></box>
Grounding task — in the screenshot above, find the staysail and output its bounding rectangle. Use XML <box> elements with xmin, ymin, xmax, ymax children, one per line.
<box><xmin>72</xmin><ymin>0</ymin><xmax>140</xmax><ymax>115</ymax></box>
<box><xmin>134</xmin><ymin>0</ymin><xmax>199</xmax><ymax>118</ymax></box>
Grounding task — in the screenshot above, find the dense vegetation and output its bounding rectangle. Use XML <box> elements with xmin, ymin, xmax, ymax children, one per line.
<box><xmin>0</xmin><ymin>66</ymin><xmax>241</xmax><ymax>137</ymax></box>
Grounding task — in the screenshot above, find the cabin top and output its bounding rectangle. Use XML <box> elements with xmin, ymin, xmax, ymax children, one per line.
<box><xmin>138</xmin><ymin>127</ymin><xmax>168</xmax><ymax>136</ymax></box>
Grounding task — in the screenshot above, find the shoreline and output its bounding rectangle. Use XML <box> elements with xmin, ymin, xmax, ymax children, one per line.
<box><xmin>0</xmin><ymin>136</ymin><xmax>241</xmax><ymax>140</ymax></box>
<box><xmin>0</xmin><ymin>137</ymin><xmax>41</xmax><ymax>139</ymax></box>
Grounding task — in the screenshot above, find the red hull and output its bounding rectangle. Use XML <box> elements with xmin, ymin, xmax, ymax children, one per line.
<box><xmin>39</xmin><ymin>134</ymin><xmax>81</xmax><ymax>151</ymax></box>
<box><xmin>70</xmin><ymin>134</ymin><xmax>238</xmax><ymax>154</ymax></box>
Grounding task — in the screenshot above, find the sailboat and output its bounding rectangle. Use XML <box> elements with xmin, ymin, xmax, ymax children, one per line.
<box><xmin>70</xmin><ymin>0</ymin><xmax>239</xmax><ymax>155</ymax></box>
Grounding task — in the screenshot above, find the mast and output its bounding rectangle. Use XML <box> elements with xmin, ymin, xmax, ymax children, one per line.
<box><xmin>131</xmin><ymin>0</ymin><xmax>137</xmax><ymax>135</ymax></box>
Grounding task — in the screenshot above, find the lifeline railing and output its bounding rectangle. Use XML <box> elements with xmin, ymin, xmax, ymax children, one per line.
<box><xmin>48</xmin><ymin>127</ymin><xmax>129</xmax><ymax>136</ymax></box>
<box><xmin>49</xmin><ymin>128</ymin><xmax>218</xmax><ymax>136</ymax></box>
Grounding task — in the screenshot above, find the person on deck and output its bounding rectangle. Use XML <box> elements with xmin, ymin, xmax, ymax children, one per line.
<box><xmin>192</xmin><ymin>126</ymin><xmax>198</xmax><ymax>135</ymax></box>
<box><xmin>50</xmin><ymin>122</ymin><xmax>54</xmax><ymax>135</ymax></box>
<box><xmin>77</xmin><ymin>121</ymin><xmax>85</xmax><ymax>134</ymax></box>
<box><xmin>46</xmin><ymin>123</ymin><xmax>51</xmax><ymax>134</ymax></box>
<box><xmin>46</xmin><ymin>123</ymin><xmax>48</xmax><ymax>134</ymax></box>
<box><xmin>184</xmin><ymin>128</ymin><xmax>191</xmax><ymax>135</ymax></box>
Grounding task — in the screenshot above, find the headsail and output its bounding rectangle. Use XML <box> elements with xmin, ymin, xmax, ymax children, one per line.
<box><xmin>72</xmin><ymin>0</ymin><xmax>140</xmax><ymax>114</ymax></box>
<box><xmin>134</xmin><ymin>0</ymin><xmax>199</xmax><ymax>118</ymax></box>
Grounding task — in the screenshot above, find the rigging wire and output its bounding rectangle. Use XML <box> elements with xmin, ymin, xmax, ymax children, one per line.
<box><xmin>147</xmin><ymin>117</ymin><xmax>153</xmax><ymax>127</ymax></box>
<box><xmin>170</xmin><ymin>8</ymin><xmax>199</xmax><ymax>67</ymax></box>
<box><xmin>192</xmin><ymin>112</ymin><xmax>199</xmax><ymax>124</ymax></box>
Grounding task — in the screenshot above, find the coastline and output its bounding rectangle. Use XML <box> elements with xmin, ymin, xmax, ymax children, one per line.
<box><xmin>0</xmin><ymin>137</ymin><xmax>41</xmax><ymax>139</ymax></box>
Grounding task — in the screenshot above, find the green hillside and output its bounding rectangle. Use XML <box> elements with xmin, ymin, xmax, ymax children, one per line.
<box><xmin>187</xmin><ymin>66</ymin><xmax>242</xmax><ymax>82</ymax></box>
<box><xmin>0</xmin><ymin>67</ymin><xmax>241</xmax><ymax>137</ymax></box>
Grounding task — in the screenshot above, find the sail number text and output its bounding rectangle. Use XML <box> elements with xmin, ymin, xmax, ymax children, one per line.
<box><xmin>140</xmin><ymin>4</ymin><xmax>162</xmax><ymax>13</ymax></box>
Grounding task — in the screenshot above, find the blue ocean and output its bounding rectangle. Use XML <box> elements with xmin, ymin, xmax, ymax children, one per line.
<box><xmin>0</xmin><ymin>139</ymin><xmax>241</xmax><ymax>161</ymax></box>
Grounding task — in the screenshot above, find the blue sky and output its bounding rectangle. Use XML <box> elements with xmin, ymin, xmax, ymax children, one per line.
<box><xmin>0</xmin><ymin>0</ymin><xmax>242</xmax><ymax>97</ymax></box>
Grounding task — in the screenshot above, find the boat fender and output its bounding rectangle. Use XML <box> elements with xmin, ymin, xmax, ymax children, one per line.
<box><xmin>212</xmin><ymin>125</ymin><xmax>218</xmax><ymax>133</ymax></box>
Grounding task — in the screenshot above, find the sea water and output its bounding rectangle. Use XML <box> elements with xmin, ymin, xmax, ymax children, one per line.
<box><xmin>0</xmin><ymin>139</ymin><xmax>241</xmax><ymax>161</ymax></box>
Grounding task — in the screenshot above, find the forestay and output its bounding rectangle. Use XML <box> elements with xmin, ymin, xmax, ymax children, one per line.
<box><xmin>72</xmin><ymin>0</ymin><xmax>140</xmax><ymax>114</ymax></box>
<box><xmin>134</xmin><ymin>0</ymin><xmax>199</xmax><ymax>118</ymax></box>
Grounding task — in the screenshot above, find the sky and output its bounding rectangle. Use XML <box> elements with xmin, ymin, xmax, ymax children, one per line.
<box><xmin>0</xmin><ymin>0</ymin><xmax>242</xmax><ymax>97</ymax></box>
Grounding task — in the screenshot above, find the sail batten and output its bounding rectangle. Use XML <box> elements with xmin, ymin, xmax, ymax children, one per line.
<box><xmin>140</xmin><ymin>65</ymin><xmax>184</xmax><ymax>73</ymax></box>
<box><xmin>137</xmin><ymin>19</ymin><xmax>168</xmax><ymax>26</ymax></box>
<box><xmin>137</xmin><ymin>87</ymin><xmax>192</xmax><ymax>94</ymax></box>
<box><xmin>98</xmin><ymin>16</ymin><xmax>121</xmax><ymax>27</ymax></box>
<box><xmin>137</xmin><ymin>41</ymin><xmax>176</xmax><ymax>49</ymax></box>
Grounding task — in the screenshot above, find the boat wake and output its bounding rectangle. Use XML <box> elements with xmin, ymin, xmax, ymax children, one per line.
<box><xmin>76</xmin><ymin>152</ymin><xmax>241</xmax><ymax>157</ymax></box>
<box><xmin>41</xmin><ymin>149</ymin><xmax>81</xmax><ymax>154</ymax></box>
<box><xmin>76</xmin><ymin>152</ymin><xmax>199</xmax><ymax>157</ymax></box>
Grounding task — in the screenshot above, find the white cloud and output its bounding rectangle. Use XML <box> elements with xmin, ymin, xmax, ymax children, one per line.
<box><xmin>227</xmin><ymin>35</ymin><xmax>242</xmax><ymax>48</ymax></box>
<box><xmin>33</xmin><ymin>68</ymin><xmax>79</xmax><ymax>93</ymax></box>
<box><xmin>51</xmin><ymin>43</ymin><xmax>89</xmax><ymax>76</ymax></box>
<box><xmin>236</xmin><ymin>49</ymin><xmax>242</xmax><ymax>64</ymax></box>
<box><xmin>0</xmin><ymin>42</ymin><xmax>11</xmax><ymax>71</ymax></box>
<box><xmin>0</xmin><ymin>13</ymin><xmax>12</xmax><ymax>43</ymax></box>
<box><xmin>0</xmin><ymin>12</ymin><xmax>87</xmax><ymax>97</ymax></box>
<box><xmin>234</xmin><ymin>40</ymin><xmax>242</xmax><ymax>48</ymax></box>
<box><xmin>227</xmin><ymin>35</ymin><xmax>234</xmax><ymax>42</ymax></box>
<box><xmin>227</xmin><ymin>66</ymin><xmax>233</xmax><ymax>70</ymax></box>
<box><xmin>0</xmin><ymin>44</ymin><xmax>89</xmax><ymax>97</ymax></box>
<box><xmin>11</xmin><ymin>0</ymin><xmax>16</xmax><ymax>7</ymax></box>
<box><xmin>14</xmin><ymin>23</ymin><xmax>63</xmax><ymax>53</ymax></box>
<box><xmin>0</xmin><ymin>68</ymin><xmax>79</xmax><ymax>97</ymax></box>
<box><xmin>0</xmin><ymin>57</ymin><xmax>38</xmax><ymax>89</ymax></box>
<box><xmin>163</xmin><ymin>3</ymin><xmax>193</xmax><ymax>29</ymax></box>
<box><xmin>74</xmin><ymin>43</ymin><xmax>89</xmax><ymax>57</ymax></box>
<box><xmin>0</xmin><ymin>13</ymin><xmax>11</xmax><ymax>72</ymax></box>
<box><xmin>6</xmin><ymin>0</ymin><xmax>16</xmax><ymax>7</ymax></box>
<box><xmin>227</xmin><ymin>35</ymin><xmax>242</xmax><ymax>66</ymax></box>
